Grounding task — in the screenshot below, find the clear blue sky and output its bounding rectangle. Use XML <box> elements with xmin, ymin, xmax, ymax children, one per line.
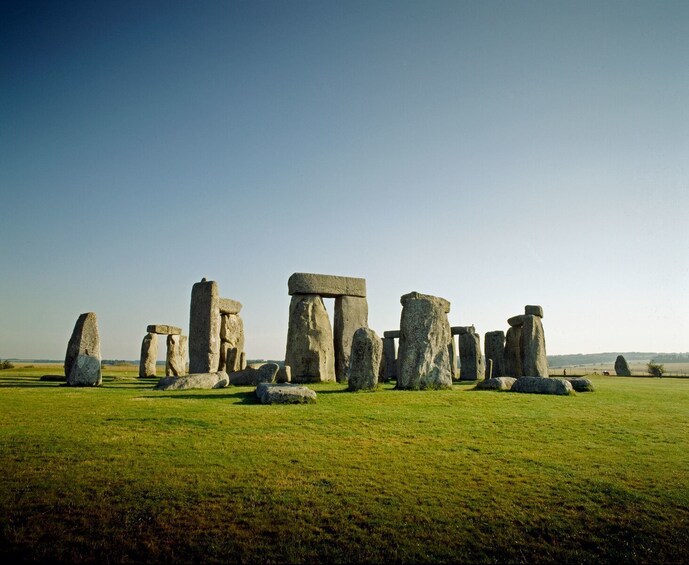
<box><xmin>1</xmin><ymin>0</ymin><xmax>688</xmax><ymax>360</ymax></box>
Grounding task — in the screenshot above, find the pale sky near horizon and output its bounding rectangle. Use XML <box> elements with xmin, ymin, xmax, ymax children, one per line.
<box><xmin>1</xmin><ymin>0</ymin><xmax>688</xmax><ymax>361</ymax></box>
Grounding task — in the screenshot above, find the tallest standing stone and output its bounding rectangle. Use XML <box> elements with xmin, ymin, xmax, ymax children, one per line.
<box><xmin>189</xmin><ymin>279</ymin><xmax>220</xmax><ymax>374</ymax></box>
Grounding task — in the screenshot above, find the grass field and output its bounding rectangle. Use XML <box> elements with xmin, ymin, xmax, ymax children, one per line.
<box><xmin>1</xmin><ymin>364</ymin><xmax>688</xmax><ymax>563</ymax></box>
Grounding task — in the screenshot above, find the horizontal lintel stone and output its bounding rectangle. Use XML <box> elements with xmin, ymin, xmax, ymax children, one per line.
<box><xmin>219</xmin><ymin>298</ymin><xmax>243</xmax><ymax>315</ymax></box>
<box><xmin>507</xmin><ymin>315</ymin><xmax>525</xmax><ymax>327</ymax></box>
<box><xmin>147</xmin><ymin>324</ymin><xmax>182</xmax><ymax>335</ymax></box>
<box><xmin>383</xmin><ymin>330</ymin><xmax>400</xmax><ymax>339</ymax></box>
<box><xmin>451</xmin><ymin>325</ymin><xmax>475</xmax><ymax>336</ymax></box>
<box><xmin>288</xmin><ymin>272</ymin><xmax>366</xmax><ymax>298</ymax></box>
<box><xmin>524</xmin><ymin>305</ymin><xmax>544</xmax><ymax>318</ymax></box>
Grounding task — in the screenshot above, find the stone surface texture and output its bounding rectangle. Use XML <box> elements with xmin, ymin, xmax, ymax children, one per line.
<box><xmin>507</xmin><ymin>315</ymin><xmax>525</xmax><ymax>327</ymax></box>
<box><xmin>347</xmin><ymin>327</ymin><xmax>382</xmax><ymax>391</ymax></box>
<box><xmin>154</xmin><ymin>371</ymin><xmax>228</xmax><ymax>391</ymax></box>
<box><xmin>146</xmin><ymin>325</ymin><xmax>182</xmax><ymax>335</ymax></box>
<box><xmin>614</xmin><ymin>355</ymin><xmax>632</xmax><ymax>376</ymax></box>
<box><xmin>189</xmin><ymin>279</ymin><xmax>220</xmax><ymax>374</ymax></box>
<box><xmin>484</xmin><ymin>330</ymin><xmax>506</xmax><ymax>379</ymax></box>
<box><xmin>139</xmin><ymin>332</ymin><xmax>158</xmax><ymax>378</ymax></box>
<box><xmin>276</xmin><ymin>365</ymin><xmax>292</xmax><ymax>383</ymax></box>
<box><xmin>383</xmin><ymin>330</ymin><xmax>400</xmax><ymax>339</ymax></box>
<box><xmin>451</xmin><ymin>326</ymin><xmax>475</xmax><ymax>336</ymax></box>
<box><xmin>504</xmin><ymin>326</ymin><xmax>523</xmax><ymax>377</ymax></box>
<box><xmin>449</xmin><ymin>336</ymin><xmax>458</xmax><ymax>380</ymax></box>
<box><xmin>228</xmin><ymin>363</ymin><xmax>279</xmax><ymax>386</ymax></box>
<box><xmin>334</xmin><ymin>295</ymin><xmax>368</xmax><ymax>382</ymax></box>
<box><xmin>166</xmin><ymin>334</ymin><xmax>187</xmax><ymax>377</ymax></box>
<box><xmin>67</xmin><ymin>354</ymin><xmax>102</xmax><ymax>386</ymax></box>
<box><xmin>521</xmin><ymin>314</ymin><xmax>549</xmax><ymax>377</ymax></box>
<box><xmin>566</xmin><ymin>377</ymin><xmax>595</xmax><ymax>392</ymax></box>
<box><xmin>288</xmin><ymin>272</ymin><xmax>366</xmax><ymax>298</ymax></box>
<box><xmin>476</xmin><ymin>376</ymin><xmax>517</xmax><ymax>391</ymax></box>
<box><xmin>219</xmin><ymin>313</ymin><xmax>245</xmax><ymax>373</ymax></box>
<box><xmin>459</xmin><ymin>331</ymin><xmax>485</xmax><ymax>381</ymax></box>
<box><xmin>64</xmin><ymin>312</ymin><xmax>101</xmax><ymax>380</ymax></box>
<box><xmin>524</xmin><ymin>305</ymin><xmax>544</xmax><ymax>318</ymax></box>
<box><xmin>218</xmin><ymin>298</ymin><xmax>242</xmax><ymax>315</ymax></box>
<box><xmin>382</xmin><ymin>337</ymin><xmax>397</xmax><ymax>381</ymax></box>
<box><xmin>397</xmin><ymin>292</ymin><xmax>453</xmax><ymax>390</ymax></box>
<box><xmin>511</xmin><ymin>377</ymin><xmax>572</xmax><ymax>396</ymax></box>
<box><xmin>285</xmin><ymin>294</ymin><xmax>336</xmax><ymax>383</ymax></box>
<box><xmin>256</xmin><ymin>383</ymin><xmax>317</xmax><ymax>404</ymax></box>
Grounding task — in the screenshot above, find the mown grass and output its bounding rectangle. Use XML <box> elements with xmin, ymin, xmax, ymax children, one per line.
<box><xmin>1</xmin><ymin>364</ymin><xmax>688</xmax><ymax>563</ymax></box>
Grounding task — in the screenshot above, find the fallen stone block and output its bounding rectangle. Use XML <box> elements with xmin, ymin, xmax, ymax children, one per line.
<box><xmin>228</xmin><ymin>363</ymin><xmax>279</xmax><ymax>386</ymax></box>
<box><xmin>566</xmin><ymin>377</ymin><xmax>595</xmax><ymax>392</ymax></box>
<box><xmin>511</xmin><ymin>377</ymin><xmax>573</xmax><ymax>396</ymax></box>
<box><xmin>256</xmin><ymin>383</ymin><xmax>317</xmax><ymax>404</ymax></box>
<box><xmin>475</xmin><ymin>376</ymin><xmax>516</xmax><ymax>391</ymax></box>
<box><xmin>154</xmin><ymin>371</ymin><xmax>228</xmax><ymax>391</ymax></box>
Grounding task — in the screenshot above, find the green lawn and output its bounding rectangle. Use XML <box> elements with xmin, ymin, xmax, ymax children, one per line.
<box><xmin>1</xmin><ymin>365</ymin><xmax>687</xmax><ymax>563</ymax></box>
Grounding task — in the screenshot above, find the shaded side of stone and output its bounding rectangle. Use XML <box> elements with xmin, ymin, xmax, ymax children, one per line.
<box><xmin>228</xmin><ymin>363</ymin><xmax>279</xmax><ymax>386</ymax></box>
<box><xmin>614</xmin><ymin>355</ymin><xmax>631</xmax><ymax>376</ymax></box>
<box><xmin>67</xmin><ymin>354</ymin><xmax>102</xmax><ymax>386</ymax></box>
<box><xmin>458</xmin><ymin>331</ymin><xmax>485</xmax><ymax>381</ymax></box>
<box><xmin>382</xmin><ymin>337</ymin><xmax>397</xmax><ymax>382</ymax></box>
<box><xmin>521</xmin><ymin>315</ymin><xmax>549</xmax><ymax>377</ymax></box>
<box><xmin>219</xmin><ymin>313</ymin><xmax>245</xmax><ymax>373</ymax></box>
<box><xmin>504</xmin><ymin>326</ymin><xmax>523</xmax><ymax>377</ymax></box>
<box><xmin>166</xmin><ymin>334</ymin><xmax>187</xmax><ymax>376</ymax></box>
<box><xmin>524</xmin><ymin>305</ymin><xmax>544</xmax><ymax>318</ymax></box>
<box><xmin>276</xmin><ymin>365</ymin><xmax>291</xmax><ymax>383</ymax></box>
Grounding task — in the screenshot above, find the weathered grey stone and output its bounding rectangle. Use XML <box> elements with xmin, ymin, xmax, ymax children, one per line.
<box><xmin>451</xmin><ymin>325</ymin><xmax>475</xmax><ymax>336</ymax></box>
<box><xmin>382</xmin><ymin>337</ymin><xmax>397</xmax><ymax>382</ymax></box>
<box><xmin>525</xmin><ymin>305</ymin><xmax>544</xmax><ymax>318</ymax></box>
<box><xmin>449</xmin><ymin>335</ymin><xmax>458</xmax><ymax>380</ymax></box>
<box><xmin>189</xmin><ymin>279</ymin><xmax>220</xmax><ymax>374</ymax></box>
<box><xmin>218</xmin><ymin>298</ymin><xmax>242</xmax><ymax>315</ymax></box>
<box><xmin>383</xmin><ymin>330</ymin><xmax>400</xmax><ymax>339</ymax></box>
<box><xmin>146</xmin><ymin>324</ymin><xmax>182</xmax><ymax>335</ymax></box>
<box><xmin>347</xmin><ymin>327</ymin><xmax>382</xmax><ymax>391</ymax></box>
<box><xmin>334</xmin><ymin>295</ymin><xmax>368</xmax><ymax>382</ymax></box>
<box><xmin>285</xmin><ymin>294</ymin><xmax>336</xmax><ymax>383</ymax></box>
<box><xmin>166</xmin><ymin>334</ymin><xmax>187</xmax><ymax>377</ymax></box>
<box><xmin>484</xmin><ymin>331</ymin><xmax>506</xmax><ymax>378</ymax></box>
<box><xmin>154</xmin><ymin>371</ymin><xmax>228</xmax><ymax>391</ymax></box>
<box><xmin>397</xmin><ymin>292</ymin><xmax>453</xmax><ymax>390</ymax></box>
<box><xmin>240</xmin><ymin>351</ymin><xmax>247</xmax><ymax>370</ymax></box>
<box><xmin>67</xmin><ymin>354</ymin><xmax>102</xmax><ymax>386</ymax></box>
<box><xmin>276</xmin><ymin>365</ymin><xmax>291</xmax><ymax>383</ymax></box>
<box><xmin>256</xmin><ymin>383</ymin><xmax>317</xmax><ymax>404</ymax></box>
<box><xmin>511</xmin><ymin>377</ymin><xmax>572</xmax><ymax>396</ymax></box>
<box><xmin>458</xmin><ymin>331</ymin><xmax>485</xmax><ymax>381</ymax></box>
<box><xmin>139</xmin><ymin>332</ymin><xmax>158</xmax><ymax>378</ymax></box>
<box><xmin>288</xmin><ymin>272</ymin><xmax>366</xmax><ymax>298</ymax></box>
<box><xmin>219</xmin><ymin>313</ymin><xmax>245</xmax><ymax>372</ymax></box>
<box><xmin>508</xmin><ymin>315</ymin><xmax>525</xmax><ymax>327</ymax></box>
<box><xmin>566</xmin><ymin>377</ymin><xmax>595</xmax><ymax>392</ymax></box>
<box><xmin>476</xmin><ymin>376</ymin><xmax>517</xmax><ymax>391</ymax></box>
<box><xmin>378</xmin><ymin>338</ymin><xmax>385</xmax><ymax>380</ymax></box>
<box><xmin>505</xmin><ymin>326</ymin><xmax>523</xmax><ymax>377</ymax></box>
<box><xmin>64</xmin><ymin>312</ymin><xmax>101</xmax><ymax>379</ymax></box>
<box><xmin>614</xmin><ymin>355</ymin><xmax>631</xmax><ymax>376</ymax></box>
<box><xmin>228</xmin><ymin>363</ymin><xmax>279</xmax><ymax>386</ymax></box>
<box><xmin>521</xmin><ymin>315</ymin><xmax>548</xmax><ymax>377</ymax></box>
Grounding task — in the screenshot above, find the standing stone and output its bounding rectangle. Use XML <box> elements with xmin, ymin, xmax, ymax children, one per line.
<box><xmin>614</xmin><ymin>355</ymin><xmax>632</xmax><ymax>376</ymax></box>
<box><xmin>219</xmin><ymin>313</ymin><xmax>245</xmax><ymax>373</ymax></box>
<box><xmin>189</xmin><ymin>279</ymin><xmax>220</xmax><ymax>374</ymax></box>
<box><xmin>166</xmin><ymin>334</ymin><xmax>187</xmax><ymax>377</ymax></box>
<box><xmin>348</xmin><ymin>327</ymin><xmax>382</xmax><ymax>391</ymax></box>
<box><xmin>397</xmin><ymin>292</ymin><xmax>453</xmax><ymax>390</ymax></box>
<box><xmin>139</xmin><ymin>332</ymin><xmax>158</xmax><ymax>378</ymax></box>
<box><xmin>448</xmin><ymin>335</ymin><xmax>458</xmax><ymax>381</ymax></box>
<box><xmin>382</xmin><ymin>336</ymin><xmax>397</xmax><ymax>382</ymax></box>
<box><xmin>276</xmin><ymin>365</ymin><xmax>292</xmax><ymax>383</ymax></box>
<box><xmin>240</xmin><ymin>351</ymin><xmax>247</xmax><ymax>370</ymax></box>
<box><xmin>521</xmin><ymin>314</ymin><xmax>548</xmax><ymax>377</ymax></box>
<box><xmin>64</xmin><ymin>312</ymin><xmax>101</xmax><ymax>380</ymax></box>
<box><xmin>524</xmin><ymin>305</ymin><xmax>544</xmax><ymax>318</ymax></box>
<box><xmin>504</xmin><ymin>326</ymin><xmax>523</xmax><ymax>377</ymax></box>
<box><xmin>285</xmin><ymin>294</ymin><xmax>336</xmax><ymax>383</ymax></box>
<box><xmin>68</xmin><ymin>354</ymin><xmax>102</xmax><ymax>387</ymax></box>
<box><xmin>484</xmin><ymin>331</ymin><xmax>506</xmax><ymax>378</ymax></box>
<box><xmin>334</xmin><ymin>295</ymin><xmax>368</xmax><ymax>382</ymax></box>
<box><xmin>458</xmin><ymin>329</ymin><xmax>485</xmax><ymax>381</ymax></box>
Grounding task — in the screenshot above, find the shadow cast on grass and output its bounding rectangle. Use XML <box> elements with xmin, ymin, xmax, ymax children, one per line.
<box><xmin>142</xmin><ymin>390</ymin><xmax>259</xmax><ymax>404</ymax></box>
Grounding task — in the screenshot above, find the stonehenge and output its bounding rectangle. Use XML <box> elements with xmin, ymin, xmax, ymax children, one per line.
<box><xmin>455</xmin><ymin>326</ymin><xmax>485</xmax><ymax>381</ymax></box>
<box><xmin>397</xmin><ymin>292</ymin><xmax>453</xmax><ymax>390</ymax></box>
<box><xmin>501</xmin><ymin>306</ymin><xmax>548</xmax><ymax>378</ymax></box>
<box><xmin>166</xmin><ymin>335</ymin><xmax>187</xmax><ymax>377</ymax></box>
<box><xmin>484</xmin><ymin>331</ymin><xmax>506</xmax><ymax>380</ymax></box>
<box><xmin>139</xmin><ymin>333</ymin><xmax>158</xmax><ymax>377</ymax></box>
<box><xmin>348</xmin><ymin>327</ymin><xmax>382</xmax><ymax>391</ymax></box>
<box><xmin>189</xmin><ymin>279</ymin><xmax>221</xmax><ymax>374</ymax></box>
<box><xmin>139</xmin><ymin>325</ymin><xmax>187</xmax><ymax>378</ymax></box>
<box><xmin>65</xmin><ymin>312</ymin><xmax>102</xmax><ymax>386</ymax></box>
<box><xmin>285</xmin><ymin>272</ymin><xmax>368</xmax><ymax>383</ymax></box>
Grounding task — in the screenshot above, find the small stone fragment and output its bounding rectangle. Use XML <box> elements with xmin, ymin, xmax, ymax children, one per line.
<box><xmin>228</xmin><ymin>363</ymin><xmax>279</xmax><ymax>386</ymax></box>
<box><xmin>475</xmin><ymin>377</ymin><xmax>516</xmax><ymax>391</ymax></box>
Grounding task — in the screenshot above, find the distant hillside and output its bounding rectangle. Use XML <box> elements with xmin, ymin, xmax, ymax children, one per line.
<box><xmin>547</xmin><ymin>352</ymin><xmax>689</xmax><ymax>367</ymax></box>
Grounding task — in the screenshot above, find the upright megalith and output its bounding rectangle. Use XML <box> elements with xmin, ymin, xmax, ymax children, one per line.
<box><xmin>65</xmin><ymin>312</ymin><xmax>102</xmax><ymax>386</ymax></box>
<box><xmin>166</xmin><ymin>334</ymin><xmax>187</xmax><ymax>376</ymax></box>
<box><xmin>457</xmin><ymin>326</ymin><xmax>485</xmax><ymax>381</ymax></box>
<box><xmin>484</xmin><ymin>331</ymin><xmax>506</xmax><ymax>379</ymax></box>
<box><xmin>219</xmin><ymin>308</ymin><xmax>245</xmax><ymax>373</ymax></box>
<box><xmin>382</xmin><ymin>334</ymin><xmax>397</xmax><ymax>382</ymax></box>
<box><xmin>397</xmin><ymin>292</ymin><xmax>453</xmax><ymax>390</ymax></box>
<box><xmin>521</xmin><ymin>314</ymin><xmax>548</xmax><ymax>377</ymax></box>
<box><xmin>139</xmin><ymin>333</ymin><xmax>158</xmax><ymax>378</ymax></box>
<box><xmin>614</xmin><ymin>355</ymin><xmax>631</xmax><ymax>376</ymax></box>
<box><xmin>348</xmin><ymin>327</ymin><xmax>382</xmax><ymax>391</ymax></box>
<box><xmin>189</xmin><ymin>279</ymin><xmax>220</xmax><ymax>374</ymax></box>
<box><xmin>285</xmin><ymin>294</ymin><xmax>336</xmax><ymax>383</ymax></box>
<box><xmin>504</xmin><ymin>325</ymin><xmax>523</xmax><ymax>377</ymax></box>
<box><xmin>334</xmin><ymin>295</ymin><xmax>368</xmax><ymax>382</ymax></box>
